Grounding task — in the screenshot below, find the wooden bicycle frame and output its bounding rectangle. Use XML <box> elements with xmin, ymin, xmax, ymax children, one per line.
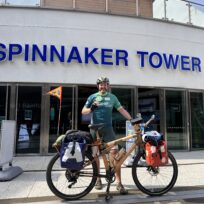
<box><xmin>93</xmin><ymin>128</ymin><xmax>143</xmax><ymax>173</ymax></box>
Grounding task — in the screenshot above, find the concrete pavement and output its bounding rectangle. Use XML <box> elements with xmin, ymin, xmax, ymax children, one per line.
<box><xmin>0</xmin><ymin>151</ymin><xmax>204</xmax><ymax>203</ymax></box>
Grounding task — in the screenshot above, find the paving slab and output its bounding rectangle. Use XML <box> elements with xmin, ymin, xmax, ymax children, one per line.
<box><xmin>1</xmin><ymin>151</ymin><xmax>204</xmax><ymax>203</ymax></box>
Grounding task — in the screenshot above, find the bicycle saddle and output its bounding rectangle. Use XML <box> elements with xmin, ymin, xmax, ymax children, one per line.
<box><xmin>88</xmin><ymin>123</ymin><xmax>105</xmax><ymax>131</ymax></box>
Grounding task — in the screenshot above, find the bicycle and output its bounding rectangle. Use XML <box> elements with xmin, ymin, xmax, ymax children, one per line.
<box><xmin>46</xmin><ymin>115</ymin><xmax>178</xmax><ymax>201</ymax></box>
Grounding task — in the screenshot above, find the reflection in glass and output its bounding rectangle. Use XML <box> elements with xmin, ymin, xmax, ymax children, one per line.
<box><xmin>138</xmin><ymin>88</ymin><xmax>161</xmax><ymax>132</ymax></box>
<box><xmin>16</xmin><ymin>86</ymin><xmax>41</xmax><ymax>153</ymax></box>
<box><xmin>190</xmin><ymin>92</ymin><xmax>204</xmax><ymax>149</ymax></box>
<box><xmin>0</xmin><ymin>86</ymin><xmax>6</xmax><ymax>126</ymax></box>
<box><xmin>166</xmin><ymin>90</ymin><xmax>187</xmax><ymax>150</ymax></box>
<box><xmin>111</xmin><ymin>88</ymin><xmax>134</xmax><ymax>139</ymax></box>
<box><xmin>49</xmin><ymin>87</ymin><xmax>73</xmax><ymax>153</ymax></box>
<box><xmin>78</xmin><ymin>86</ymin><xmax>97</xmax><ymax>132</ymax></box>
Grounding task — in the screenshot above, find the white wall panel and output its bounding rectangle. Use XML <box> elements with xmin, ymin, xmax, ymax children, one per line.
<box><xmin>0</xmin><ymin>8</ymin><xmax>204</xmax><ymax>89</ymax></box>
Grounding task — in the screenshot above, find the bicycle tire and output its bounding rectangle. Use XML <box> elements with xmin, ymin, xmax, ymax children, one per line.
<box><xmin>132</xmin><ymin>150</ymin><xmax>178</xmax><ymax>196</ymax></box>
<box><xmin>46</xmin><ymin>152</ymin><xmax>98</xmax><ymax>200</ymax></box>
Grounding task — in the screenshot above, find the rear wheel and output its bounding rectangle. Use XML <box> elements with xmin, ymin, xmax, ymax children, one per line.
<box><xmin>132</xmin><ymin>151</ymin><xmax>178</xmax><ymax>196</ymax></box>
<box><xmin>46</xmin><ymin>152</ymin><xmax>97</xmax><ymax>200</ymax></box>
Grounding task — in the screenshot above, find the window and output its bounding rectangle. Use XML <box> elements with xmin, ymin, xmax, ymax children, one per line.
<box><xmin>166</xmin><ymin>90</ymin><xmax>188</xmax><ymax>150</ymax></box>
<box><xmin>190</xmin><ymin>92</ymin><xmax>204</xmax><ymax>149</ymax></box>
<box><xmin>77</xmin><ymin>86</ymin><xmax>98</xmax><ymax>132</ymax></box>
<box><xmin>111</xmin><ymin>88</ymin><xmax>134</xmax><ymax>135</ymax></box>
<box><xmin>16</xmin><ymin>86</ymin><xmax>42</xmax><ymax>153</ymax></box>
<box><xmin>49</xmin><ymin>86</ymin><xmax>73</xmax><ymax>153</ymax></box>
<box><xmin>0</xmin><ymin>86</ymin><xmax>7</xmax><ymax>125</ymax></box>
<box><xmin>138</xmin><ymin>88</ymin><xmax>161</xmax><ymax>132</ymax></box>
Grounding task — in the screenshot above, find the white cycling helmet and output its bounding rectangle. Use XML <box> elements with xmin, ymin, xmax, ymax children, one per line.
<box><xmin>96</xmin><ymin>77</ymin><xmax>110</xmax><ymax>85</ymax></box>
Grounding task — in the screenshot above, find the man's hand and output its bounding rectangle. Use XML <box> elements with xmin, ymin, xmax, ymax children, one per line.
<box><xmin>90</xmin><ymin>102</ymin><xmax>98</xmax><ymax>111</ymax></box>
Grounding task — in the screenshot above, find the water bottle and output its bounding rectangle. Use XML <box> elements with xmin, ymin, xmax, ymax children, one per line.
<box><xmin>115</xmin><ymin>148</ymin><xmax>126</xmax><ymax>161</ymax></box>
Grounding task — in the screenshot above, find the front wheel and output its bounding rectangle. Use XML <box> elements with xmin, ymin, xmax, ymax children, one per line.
<box><xmin>132</xmin><ymin>151</ymin><xmax>178</xmax><ymax>196</ymax></box>
<box><xmin>46</xmin><ymin>152</ymin><xmax>98</xmax><ymax>200</ymax></box>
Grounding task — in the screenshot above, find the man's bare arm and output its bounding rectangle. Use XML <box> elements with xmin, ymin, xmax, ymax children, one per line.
<box><xmin>118</xmin><ymin>107</ymin><xmax>132</xmax><ymax>120</ymax></box>
<box><xmin>81</xmin><ymin>106</ymin><xmax>91</xmax><ymax>114</ymax></box>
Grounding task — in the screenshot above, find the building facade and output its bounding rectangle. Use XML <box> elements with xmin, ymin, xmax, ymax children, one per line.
<box><xmin>0</xmin><ymin>0</ymin><xmax>204</xmax><ymax>155</ymax></box>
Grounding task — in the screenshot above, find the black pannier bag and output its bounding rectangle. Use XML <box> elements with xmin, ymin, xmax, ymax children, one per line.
<box><xmin>60</xmin><ymin>130</ymin><xmax>93</xmax><ymax>170</ymax></box>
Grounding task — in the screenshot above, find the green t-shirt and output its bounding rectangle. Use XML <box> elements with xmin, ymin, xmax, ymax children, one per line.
<box><xmin>84</xmin><ymin>91</ymin><xmax>122</xmax><ymax>126</ymax></box>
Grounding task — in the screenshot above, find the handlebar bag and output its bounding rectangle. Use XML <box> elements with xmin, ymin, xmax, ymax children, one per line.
<box><xmin>145</xmin><ymin>140</ymin><xmax>168</xmax><ymax>167</ymax></box>
<box><xmin>60</xmin><ymin>130</ymin><xmax>93</xmax><ymax>170</ymax></box>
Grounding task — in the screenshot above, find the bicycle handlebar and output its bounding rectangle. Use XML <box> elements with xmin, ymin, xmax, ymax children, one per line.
<box><xmin>144</xmin><ymin>114</ymin><xmax>155</xmax><ymax>127</ymax></box>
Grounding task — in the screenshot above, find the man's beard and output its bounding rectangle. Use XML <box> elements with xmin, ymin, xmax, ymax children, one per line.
<box><xmin>99</xmin><ymin>88</ymin><xmax>107</xmax><ymax>93</ymax></box>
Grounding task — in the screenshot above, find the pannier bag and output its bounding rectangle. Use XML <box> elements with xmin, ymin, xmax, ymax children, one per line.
<box><xmin>60</xmin><ymin>130</ymin><xmax>93</xmax><ymax>170</ymax></box>
<box><xmin>145</xmin><ymin>140</ymin><xmax>168</xmax><ymax>167</ymax></box>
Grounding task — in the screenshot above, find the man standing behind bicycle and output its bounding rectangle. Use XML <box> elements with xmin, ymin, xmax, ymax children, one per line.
<box><xmin>81</xmin><ymin>77</ymin><xmax>132</xmax><ymax>195</ymax></box>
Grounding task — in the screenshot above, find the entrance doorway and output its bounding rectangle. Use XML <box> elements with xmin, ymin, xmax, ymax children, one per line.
<box><xmin>138</xmin><ymin>88</ymin><xmax>161</xmax><ymax>132</ymax></box>
<box><xmin>165</xmin><ymin>90</ymin><xmax>188</xmax><ymax>150</ymax></box>
<box><xmin>111</xmin><ymin>88</ymin><xmax>134</xmax><ymax>138</ymax></box>
<box><xmin>190</xmin><ymin>92</ymin><xmax>204</xmax><ymax>149</ymax></box>
<box><xmin>16</xmin><ymin>86</ymin><xmax>41</xmax><ymax>153</ymax></box>
<box><xmin>77</xmin><ymin>86</ymin><xmax>98</xmax><ymax>131</ymax></box>
<box><xmin>49</xmin><ymin>86</ymin><xmax>73</xmax><ymax>152</ymax></box>
<box><xmin>0</xmin><ymin>86</ymin><xmax>8</xmax><ymax>125</ymax></box>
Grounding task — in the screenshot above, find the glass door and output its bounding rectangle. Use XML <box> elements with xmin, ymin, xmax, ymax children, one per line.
<box><xmin>111</xmin><ymin>88</ymin><xmax>134</xmax><ymax>149</ymax></box>
<box><xmin>77</xmin><ymin>86</ymin><xmax>98</xmax><ymax>131</ymax></box>
<box><xmin>138</xmin><ymin>88</ymin><xmax>161</xmax><ymax>132</ymax></box>
<box><xmin>49</xmin><ymin>86</ymin><xmax>73</xmax><ymax>152</ymax></box>
<box><xmin>111</xmin><ymin>88</ymin><xmax>134</xmax><ymax>138</ymax></box>
<box><xmin>165</xmin><ymin>90</ymin><xmax>188</xmax><ymax>150</ymax></box>
<box><xmin>0</xmin><ymin>86</ymin><xmax>8</xmax><ymax>126</ymax></box>
<box><xmin>16</xmin><ymin>86</ymin><xmax>42</xmax><ymax>153</ymax></box>
<box><xmin>190</xmin><ymin>92</ymin><xmax>204</xmax><ymax>149</ymax></box>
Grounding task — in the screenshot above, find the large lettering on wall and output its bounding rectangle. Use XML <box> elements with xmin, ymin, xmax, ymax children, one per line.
<box><xmin>0</xmin><ymin>43</ymin><xmax>202</xmax><ymax>72</ymax></box>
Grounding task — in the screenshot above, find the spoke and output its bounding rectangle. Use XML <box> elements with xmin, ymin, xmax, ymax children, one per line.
<box><xmin>134</xmin><ymin>154</ymin><xmax>175</xmax><ymax>194</ymax></box>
